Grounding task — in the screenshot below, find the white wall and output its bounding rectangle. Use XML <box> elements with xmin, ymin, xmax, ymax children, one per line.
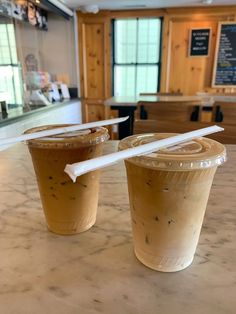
<box><xmin>15</xmin><ymin>12</ymin><xmax>77</xmax><ymax>87</ymax></box>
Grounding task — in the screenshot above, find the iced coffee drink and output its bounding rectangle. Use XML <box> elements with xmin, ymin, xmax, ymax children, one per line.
<box><xmin>25</xmin><ymin>125</ymin><xmax>109</xmax><ymax>235</ymax></box>
<box><xmin>119</xmin><ymin>133</ymin><xmax>226</xmax><ymax>272</ymax></box>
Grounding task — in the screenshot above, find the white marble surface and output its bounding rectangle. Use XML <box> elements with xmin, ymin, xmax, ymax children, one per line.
<box><xmin>0</xmin><ymin>141</ymin><xmax>235</xmax><ymax>314</ymax></box>
<box><xmin>104</xmin><ymin>95</ymin><xmax>205</xmax><ymax>106</ymax></box>
<box><xmin>104</xmin><ymin>95</ymin><xmax>236</xmax><ymax>107</ymax></box>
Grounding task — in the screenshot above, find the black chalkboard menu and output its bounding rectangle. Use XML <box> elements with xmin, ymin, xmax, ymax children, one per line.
<box><xmin>189</xmin><ymin>28</ymin><xmax>211</xmax><ymax>56</ymax></box>
<box><xmin>212</xmin><ymin>22</ymin><xmax>236</xmax><ymax>87</ymax></box>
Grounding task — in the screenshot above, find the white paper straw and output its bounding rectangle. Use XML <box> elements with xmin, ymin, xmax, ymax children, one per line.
<box><xmin>64</xmin><ymin>125</ymin><xmax>224</xmax><ymax>182</ymax></box>
<box><xmin>0</xmin><ymin>116</ymin><xmax>129</xmax><ymax>148</ymax></box>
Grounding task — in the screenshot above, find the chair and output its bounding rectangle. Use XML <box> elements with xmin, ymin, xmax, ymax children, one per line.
<box><xmin>139</xmin><ymin>92</ymin><xmax>183</xmax><ymax>96</ymax></box>
<box><xmin>137</xmin><ymin>101</ymin><xmax>200</xmax><ymax>122</ymax></box>
<box><xmin>133</xmin><ymin>119</ymin><xmax>236</xmax><ymax>144</ymax></box>
<box><xmin>213</xmin><ymin>102</ymin><xmax>236</xmax><ymax>124</ymax></box>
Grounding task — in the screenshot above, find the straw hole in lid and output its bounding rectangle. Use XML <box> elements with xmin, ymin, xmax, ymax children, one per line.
<box><xmin>202</xmin><ymin>161</ymin><xmax>210</xmax><ymax>167</ymax></box>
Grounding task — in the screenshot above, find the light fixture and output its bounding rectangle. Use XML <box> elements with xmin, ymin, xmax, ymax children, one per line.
<box><xmin>202</xmin><ymin>0</ymin><xmax>213</xmax><ymax>4</ymax></box>
<box><xmin>80</xmin><ymin>5</ymin><xmax>99</xmax><ymax>14</ymax></box>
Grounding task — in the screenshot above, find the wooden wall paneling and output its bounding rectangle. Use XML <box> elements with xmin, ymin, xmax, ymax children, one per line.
<box><xmin>104</xmin><ymin>18</ymin><xmax>112</xmax><ymax>99</ymax></box>
<box><xmin>78</xmin><ymin>16</ymin><xmax>85</xmax><ymax>99</ymax></box>
<box><xmin>84</xmin><ymin>101</ymin><xmax>105</xmax><ymax>122</ymax></box>
<box><xmin>160</xmin><ymin>16</ymin><xmax>170</xmax><ymax>92</ymax></box>
<box><xmin>77</xmin><ymin>6</ymin><xmax>236</xmax><ymax>125</ymax></box>
<box><xmin>82</xmin><ymin>22</ymin><xmax>105</xmax><ymax>98</ymax></box>
<box><xmin>165</xmin><ymin>6</ymin><xmax>235</xmax><ymax>15</ymax></box>
<box><xmin>170</xmin><ymin>20</ymin><xmax>215</xmax><ymax>95</ymax></box>
<box><xmin>166</xmin><ymin>13</ymin><xmax>235</xmax><ymax>95</ymax></box>
<box><xmin>109</xmin><ymin>9</ymin><xmax>165</xmax><ymax>19</ymax></box>
<box><xmin>107</xmin><ymin>6</ymin><xmax>236</xmax><ymax>19</ymax></box>
<box><xmin>77</xmin><ymin>13</ymin><xmax>112</xmax><ymax>122</ymax></box>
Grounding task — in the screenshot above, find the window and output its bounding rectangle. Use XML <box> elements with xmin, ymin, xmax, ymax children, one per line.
<box><xmin>113</xmin><ymin>18</ymin><xmax>162</xmax><ymax>97</ymax></box>
<box><xmin>0</xmin><ymin>22</ymin><xmax>23</xmax><ymax>106</ymax></box>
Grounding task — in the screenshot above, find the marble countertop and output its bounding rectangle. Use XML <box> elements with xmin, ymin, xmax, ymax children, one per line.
<box><xmin>104</xmin><ymin>95</ymin><xmax>236</xmax><ymax>107</ymax></box>
<box><xmin>104</xmin><ymin>95</ymin><xmax>204</xmax><ymax>107</ymax></box>
<box><xmin>0</xmin><ymin>141</ymin><xmax>235</xmax><ymax>314</ymax></box>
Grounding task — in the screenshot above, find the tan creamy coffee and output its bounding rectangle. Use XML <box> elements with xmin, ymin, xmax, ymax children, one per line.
<box><xmin>119</xmin><ymin>133</ymin><xmax>226</xmax><ymax>272</ymax></box>
<box><xmin>26</xmin><ymin>125</ymin><xmax>109</xmax><ymax>235</ymax></box>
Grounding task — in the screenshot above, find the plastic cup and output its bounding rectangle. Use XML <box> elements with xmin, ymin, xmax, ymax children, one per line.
<box><xmin>119</xmin><ymin>133</ymin><xmax>226</xmax><ymax>272</ymax></box>
<box><xmin>25</xmin><ymin>125</ymin><xmax>109</xmax><ymax>235</ymax></box>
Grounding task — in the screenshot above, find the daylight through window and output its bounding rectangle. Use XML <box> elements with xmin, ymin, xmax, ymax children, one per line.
<box><xmin>113</xmin><ymin>18</ymin><xmax>162</xmax><ymax>97</ymax></box>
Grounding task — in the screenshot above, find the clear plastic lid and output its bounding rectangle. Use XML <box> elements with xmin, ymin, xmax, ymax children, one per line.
<box><xmin>119</xmin><ymin>133</ymin><xmax>227</xmax><ymax>171</ymax></box>
<box><xmin>25</xmin><ymin>124</ymin><xmax>109</xmax><ymax>149</ymax></box>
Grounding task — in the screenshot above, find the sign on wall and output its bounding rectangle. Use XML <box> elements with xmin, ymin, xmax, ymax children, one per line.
<box><xmin>212</xmin><ymin>22</ymin><xmax>236</xmax><ymax>87</ymax></box>
<box><xmin>189</xmin><ymin>28</ymin><xmax>211</xmax><ymax>57</ymax></box>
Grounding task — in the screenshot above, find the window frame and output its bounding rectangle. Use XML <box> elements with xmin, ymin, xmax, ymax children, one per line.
<box><xmin>0</xmin><ymin>22</ymin><xmax>23</xmax><ymax>107</ymax></box>
<box><xmin>112</xmin><ymin>17</ymin><xmax>163</xmax><ymax>96</ymax></box>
